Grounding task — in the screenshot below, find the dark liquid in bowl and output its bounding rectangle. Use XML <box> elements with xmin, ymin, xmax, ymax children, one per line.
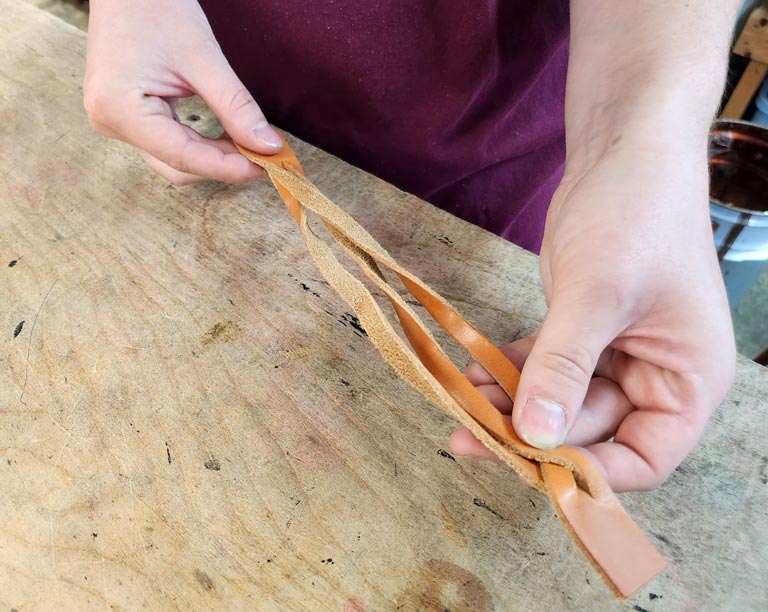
<box><xmin>709</xmin><ymin>126</ymin><xmax>768</xmax><ymax>213</ymax></box>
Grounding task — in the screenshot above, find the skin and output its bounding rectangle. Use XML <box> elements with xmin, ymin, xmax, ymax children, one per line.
<box><xmin>84</xmin><ymin>0</ymin><xmax>740</xmax><ymax>492</ymax></box>
<box><xmin>84</xmin><ymin>0</ymin><xmax>282</xmax><ymax>184</ymax></box>
<box><xmin>450</xmin><ymin>0</ymin><xmax>740</xmax><ymax>492</ymax></box>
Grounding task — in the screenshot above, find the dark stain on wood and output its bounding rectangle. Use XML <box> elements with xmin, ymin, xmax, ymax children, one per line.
<box><xmin>193</xmin><ymin>568</ymin><xmax>215</xmax><ymax>591</ymax></box>
<box><xmin>395</xmin><ymin>559</ymin><xmax>491</xmax><ymax>612</ymax></box>
<box><xmin>299</xmin><ymin>282</ymin><xmax>320</xmax><ymax>297</ymax></box>
<box><xmin>650</xmin><ymin>531</ymin><xmax>684</xmax><ymax>564</ymax></box>
<box><xmin>201</xmin><ymin>320</ymin><xmax>242</xmax><ymax>346</ymax></box>
<box><xmin>204</xmin><ymin>458</ymin><xmax>221</xmax><ymax>471</ymax></box>
<box><xmin>339</xmin><ymin>313</ymin><xmax>367</xmax><ymax>337</ymax></box>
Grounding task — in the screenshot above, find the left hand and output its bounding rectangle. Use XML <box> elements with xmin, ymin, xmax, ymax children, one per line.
<box><xmin>449</xmin><ymin>142</ymin><xmax>736</xmax><ymax>492</ymax></box>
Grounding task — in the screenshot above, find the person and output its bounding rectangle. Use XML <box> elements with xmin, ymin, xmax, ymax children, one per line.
<box><xmin>83</xmin><ymin>0</ymin><xmax>739</xmax><ymax>493</ymax></box>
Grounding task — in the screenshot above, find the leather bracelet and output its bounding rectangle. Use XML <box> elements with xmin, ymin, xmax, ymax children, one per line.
<box><xmin>235</xmin><ymin>135</ymin><xmax>666</xmax><ymax>599</ymax></box>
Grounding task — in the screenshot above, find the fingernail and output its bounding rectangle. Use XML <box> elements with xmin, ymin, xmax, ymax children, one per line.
<box><xmin>253</xmin><ymin>120</ymin><xmax>282</xmax><ymax>149</ymax></box>
<box><xmin>517</xmin><ymin>397</ymin><xmax>566</xmax><ymax>449</ymax></box>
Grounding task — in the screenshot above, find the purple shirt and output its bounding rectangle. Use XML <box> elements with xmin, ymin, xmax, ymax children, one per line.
<box><xmin>199</xmin><ymin>1</ymin><xmax>569</xmax><ymax>253</ymax></box>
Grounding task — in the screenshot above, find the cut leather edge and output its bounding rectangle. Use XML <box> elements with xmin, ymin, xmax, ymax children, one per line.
<box><xmin>542</xmin><ymin>463</ymin><xmax>667</xmax><ymax>598</ymax></box>
<box><xmin>234</xmin><ymin>137</ymin><xmax>667</xmax><ymax>599</ymax></box>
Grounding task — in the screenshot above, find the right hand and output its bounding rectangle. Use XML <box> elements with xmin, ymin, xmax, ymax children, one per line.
<box><xmin>84</xmin><ymin>0</ymin><xmax>282</xmax><ymax>185</ymax></box>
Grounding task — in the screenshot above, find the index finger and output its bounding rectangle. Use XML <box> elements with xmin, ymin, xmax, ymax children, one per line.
<box><xmin>119</xmin><ymin>95</ymin><xmax>264</xmax><ymax>184</ymax></box>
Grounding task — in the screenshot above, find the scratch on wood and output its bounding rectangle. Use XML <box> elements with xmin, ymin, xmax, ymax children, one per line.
<box><xmin>54</xmin><ymin>129</ymin><xmax>71</xmax><ymax>143</ymax></box>
<box><xmin>472</xmin><ymin>498</ymin><xmax>505</xmax><ymax>520</ymax></box>
<box><xmin>20</xmin><ymin>280</ymin><xmax>57</xmax><ymax>405</ymax></box>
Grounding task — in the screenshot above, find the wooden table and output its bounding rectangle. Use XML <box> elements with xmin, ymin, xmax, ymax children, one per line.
<box><xmin>2</xmin><ymin>2</ymin><xmax>767</xmax><ymax>610</ymax></box>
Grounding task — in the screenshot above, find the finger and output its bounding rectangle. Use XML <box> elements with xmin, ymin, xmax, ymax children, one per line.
<box><xmin>450</xmin><ymin>375</ymin><xmax>631</xmax><ymax>459</ymax></box>
<box><xmin>448</xmin><ymin>427</ymin><xmax>501</xmax><ymax>461</ymax></box>
<box><xmin>580</xmin><ymin>357</ymin><xmax>711</xmax><ymax>492</ymax></box>
<box><xmin>594</xmin><ymin>346</ymin><xmax>618</xmax><ymax>380</ymax></box>
<box><xmin>121</xmin><ymin>96</ymin><xmax>266</xmax><ymax>183</ymax></box>
<box><xmin>187</xmin><ymin>53</ymin><xmax>283</xmax><ymax>153</ymax></box>
<box><xmin>475</xmin><ymin>383</ymin><xmax>514</xmax><ymax>414</ymax></box>
<box><xmin>512</xmin><ymin>292</ymin><xmax>626</xmax><ymax>450</ymax></box>
<box><xmin>465</xmin><ymin>334</ymin><xmax>536</xmax><ymax>386</ymax></box>
<box><xmin>447</xmin><ymin>428</ymin><xmax>537</xmax><ymax>489</ymax></box>
<box><xmin>138</xmin><ymin>135</ymin><xmax>267</xmax><ymax>185</ymax></box>
<box><xmin>565</xmin><ymin>377</ymin><xmax>634</xmax><ymax>446</ymax></box>
<box><xmin>137</xmin><ymin>149</ymin><xmax>206</xmax><ymax>185</ymax></box>
<box><xmin>580</xmin><ymin>408</ymin><xmax>703</xmax><ymax>493</ymax></box>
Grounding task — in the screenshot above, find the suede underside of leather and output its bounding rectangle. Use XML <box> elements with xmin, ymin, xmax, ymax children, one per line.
<box><xmin>235</xmin><ymin>136</ymin><xmax>667</xmax><ymax>599</ymax></box>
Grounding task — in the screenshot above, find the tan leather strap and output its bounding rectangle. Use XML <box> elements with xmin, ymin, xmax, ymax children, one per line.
<box><xmin>236</xmin><ymin>136</ymin><xmax>666</xmax><ymax>598</ymax></box>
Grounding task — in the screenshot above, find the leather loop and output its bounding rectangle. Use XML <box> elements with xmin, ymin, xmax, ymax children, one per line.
<box><xmin>235</xmin><ymin>135</ymin><xmax>666</xmax><ymax>598</ymax></box>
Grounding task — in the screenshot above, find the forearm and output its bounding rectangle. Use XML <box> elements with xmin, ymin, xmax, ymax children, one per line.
<box><xmin>564</xmin><ymin>0</ymin><xmax>741</xmax><ymax>177</ymax></box>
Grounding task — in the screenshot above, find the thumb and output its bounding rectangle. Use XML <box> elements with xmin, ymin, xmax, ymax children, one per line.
<box><xmin>188</xmin><ymin>53</ymin><xmax>283</xmax><ymax>154</ymax></box>
<box><xmin>513</xmin><ymin>295</ymin><xmax>623</xmax><ymax>449</ymax></box>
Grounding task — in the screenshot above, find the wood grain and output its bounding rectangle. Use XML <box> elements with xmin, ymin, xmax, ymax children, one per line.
<box><xmin>733</xmin><ymin>5</ymin><xmax>768</xmax><ymax>64</ymax></box>
<box><xmin>1</xmin><ymin>2</ymin><xmax>767</xmax><ymax>610</ymax></box>
<box><xmin>721</xmin><ymin>59</ymin><xmax>768</xmax><ymax>118</ymax></box>
<box><xmin>722</xmin><ymin>5</ymin><xmax>768</xmax><ymax>119</ymax></box>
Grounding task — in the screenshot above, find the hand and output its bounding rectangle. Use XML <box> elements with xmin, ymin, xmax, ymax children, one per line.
<box><xmin>83</xmin><ymin>0</ymin><xmax>281</xmax><ymax>185</ymax></box>
<box><xmin>449</xmin><ymin>142</ymin><xmax>736</xmax><ymax>492</ymax></box>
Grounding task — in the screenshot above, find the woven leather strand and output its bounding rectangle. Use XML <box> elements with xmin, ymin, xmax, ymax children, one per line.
<box><xmin>235</xmin><ymin>136</ymin><xmax>667</xmax><ymax>599</ymax></box>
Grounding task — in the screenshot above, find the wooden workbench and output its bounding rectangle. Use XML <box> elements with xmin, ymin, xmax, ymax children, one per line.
<box><xmin>1</xmin><ymin>2</ymin><xmax>767</xmax><ymax>610</ymax></box>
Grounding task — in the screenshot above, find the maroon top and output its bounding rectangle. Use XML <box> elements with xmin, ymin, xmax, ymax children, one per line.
<box><xmin>199</xmin><ymin>1</ymin><xmax>569</xmax><ymax>253</ymax></box>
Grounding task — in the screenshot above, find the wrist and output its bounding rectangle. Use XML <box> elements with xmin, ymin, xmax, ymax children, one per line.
<box><xmin>563</xmin><ymin>81</ymin><xmax>715</xmax><ymax>185</ymax></box>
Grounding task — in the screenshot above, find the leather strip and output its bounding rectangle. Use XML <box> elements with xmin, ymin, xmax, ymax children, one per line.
<box><xmin>235</xmin><ymin>136</ymin><xmax>667</xmax><ymax>598</ymax></box>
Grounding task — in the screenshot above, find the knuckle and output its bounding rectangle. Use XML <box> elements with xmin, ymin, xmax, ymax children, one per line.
<box><xmin>225</xmin><ymin>87</ymin><xmax>258</xmax><ymax>114</ymax></box>
<box><xmin>83</xmin><ymin>89</ymin><xmax>109</xmax><ymax>131</ymax></box>
<box><xmin>151</xmin><ymin>160</ymin><xmax>197</xmax><ymax>186</ymax></box>
<box><xmin>168</xmin><ymin>140</ymin><xmax>194</xmax><ymax>175</ymax></box>
<box><xmin>624</xmin><ymin>440</ymin><xmax>675</xmax><ymax>491</ymax></box>
<box><xmin>537</xmin><ymin>346</ymin><xmax>594</xmax><ymax>385</ymax></box>
<box><xmin>635</xmin><ymin>478</ymin><xmax>660</xmax><ymax>492</ymax></box>
<box><xmin>637</xmin><ymin>466</ymin><xmax>670</xmax><ymax>491</ymax></box>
